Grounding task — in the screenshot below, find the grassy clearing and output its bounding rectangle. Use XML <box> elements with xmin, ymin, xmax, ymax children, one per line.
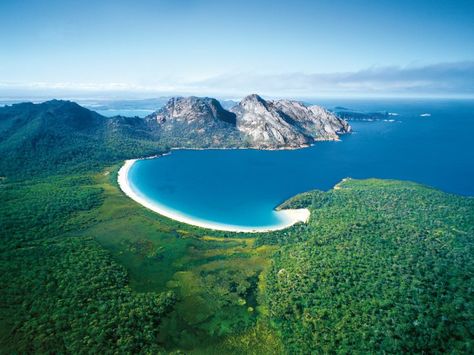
<box><xmin>78</xmin><ymin>165</ymin><xmax>280</xmax><ymax>351</ymax></box>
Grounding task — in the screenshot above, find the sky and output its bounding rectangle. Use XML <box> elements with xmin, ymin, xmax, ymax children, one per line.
<box><xmin>0</xmin><ymin>0</ymin><xmax>473</xmax><ymax>99</ymax></box>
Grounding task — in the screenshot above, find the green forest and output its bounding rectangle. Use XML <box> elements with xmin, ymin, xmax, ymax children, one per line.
<box><xmin>0</xmin><ymin>102</ymin><xmax>473</xmax><ymax>353</ymax></box>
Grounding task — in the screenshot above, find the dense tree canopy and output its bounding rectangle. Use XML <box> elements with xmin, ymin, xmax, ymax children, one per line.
<box><xmin>0</xmin><ymin>176</ymin><xmax>176</xmax><ymax>353</ymax></box>
<box><xmin>262</xmin><ymin>179</ymin><xmax>474</xmax><ymax>353</ymax></box>
<box><xmin>0</xmin><ymin>102</ymin><xmax>472</xmax><ymax>353</ymax></box>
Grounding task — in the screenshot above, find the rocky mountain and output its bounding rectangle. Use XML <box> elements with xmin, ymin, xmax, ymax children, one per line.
<box><xmin>147</xmin><ymin>94</ymin><xmax>351</xmax><ymax>149</ymax></box>
<box><xmin>231</xmin><ymin>94</ymin><xmax>350</xmax><ymax>148</ymax></box>
<box><xmin>147</xmin><ymin>96</ymin><xmax>236</xmax><ymax>125</ymax></box>
<box><xmin>0</xmin><ymin>95</ymin><xmax>350</xmax><ymax>178</ymax></box>
<box><xmin>145</xmin><ymin>96</ymin><xmax>242</xmax><ymax>147</ymax></box>
<box><xmin>230</xmin><ymin>94</ymin><xmax>309</xmax><ymax>148</ymax></box>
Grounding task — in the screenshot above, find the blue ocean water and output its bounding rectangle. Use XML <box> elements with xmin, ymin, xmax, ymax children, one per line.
<box><xmin>127</xmin><ymin>99</ymin><xmax>474</xmax><ymax>229</ymax></box>
<box><xmin>96</xmin><ymin>109</ymin><xmax>154</xmax><ymax>117</ymax></box>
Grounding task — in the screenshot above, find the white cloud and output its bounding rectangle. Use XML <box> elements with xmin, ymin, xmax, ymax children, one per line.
<box><xmin>1</xmin><ymin>61</ymin><xmax>473</xmax><ymax>99</ymax></box>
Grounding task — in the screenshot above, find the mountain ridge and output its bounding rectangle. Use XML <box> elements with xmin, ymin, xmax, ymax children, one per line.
<box><xmin>0</xmin><ymin>95</ymin><xmax>350</xmax><ymax>178</ymax></box>
<box><xmin>147</xmin><ymin>94</ymin><xmax>351</xmax><ymax>149</ymax></box>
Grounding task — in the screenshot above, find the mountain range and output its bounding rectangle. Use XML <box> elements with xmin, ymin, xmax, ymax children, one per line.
<box><xmin>145</xmin><ymin>94</ymin><xmax>350</xmax><ymax>148</ymax></box>
<box><xmin>0</xmin><ymin>94</ymin><xmax>350</xmax><ymax>178</ymax></box>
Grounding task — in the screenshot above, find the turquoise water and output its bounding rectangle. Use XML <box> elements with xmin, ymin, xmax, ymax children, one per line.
<box><xmin>127</xmin><ymin>100</ymin><xmax>474</xmax><ymax>229</ymax></box>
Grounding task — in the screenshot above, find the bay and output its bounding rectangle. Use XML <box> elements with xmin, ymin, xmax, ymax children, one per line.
<box><xmin>127</xmin><ymin>99</ymin><xmax>474</xmax><ymax>229</ymax></box>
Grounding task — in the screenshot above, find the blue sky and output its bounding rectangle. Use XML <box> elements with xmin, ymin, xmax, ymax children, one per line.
<box><xmin>1</xmin><ymin>0</ymin><xmax>473</xmax><ymax>98</ymax></box>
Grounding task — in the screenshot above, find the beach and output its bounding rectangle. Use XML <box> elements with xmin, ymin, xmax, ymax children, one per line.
<box><xmin>117</xmin><ymin>158</ymin><xmax>310</xmax><ymax>233</ymax></box>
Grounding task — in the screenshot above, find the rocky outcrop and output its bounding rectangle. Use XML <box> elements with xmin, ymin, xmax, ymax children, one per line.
<box><xmin>230</xmin><ymin>94</ymin><xmax>310</xmax><ymax>148</ymax></box>
<box><xmin>144</xmin><ymin>94</ymin><xmax>351</xmax><ymax>149</ymax></box>
<box><xmin>147</xmin><ymin>96</ymin><xmax>236</xmax><ymax>125</ymax></box>
<box><xmin>230</xmin><ymin>94</ymin><xmax>351</xmax><ymax>148</ymax></box>
<box><xmin>271</xmin><ymin>98</ymin><xmax>351</xmax><ymax>141</ymax></box>
<box><xmin>145</xmin><ymin>96</ymin><xmax>242</xmax><ymax>147</ymax></box>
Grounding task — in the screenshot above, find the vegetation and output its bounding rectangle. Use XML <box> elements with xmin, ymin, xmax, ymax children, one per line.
<box><xmin>0</xmin><ymin>175</ymin><xmax>176</xmax><ymax>353</ymax></box>
<box><xmin>0</xmin><ymin>102</ymin><xmax>473</xmax><ymax>353</ymax></box>
<box><xmin>0</xmin><ymin>100</ymin><xmax>166</xmax><ymax>179</ymax></box>
<box><xmin>262</xmin><ymin>179</ymin><xmax>474</xmax><ymax>353</ymax></box>
<box><xmin>0</xmin><ymin>169</ymin><xmax>282</xmax><ymax>353</ymax></box>
<box><xmin>0</xmin><ymin>100</ymin><xmax>244</xmax><ymax>180</ymax></box>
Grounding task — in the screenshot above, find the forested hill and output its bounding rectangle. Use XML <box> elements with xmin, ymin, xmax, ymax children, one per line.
<box><xmin>259</xmin><ymin>179</ymin><xmax>474</xmax><ymax>353</ymax></box>
<box><xmin>0</xmin><ymin>100</ymin><xmax>164</xmax><ymax>179</ymax></box>
<box><xmin>0</xmin><ymin>96</ymin><xmax>351</xmax><ymax>179</ymax></box>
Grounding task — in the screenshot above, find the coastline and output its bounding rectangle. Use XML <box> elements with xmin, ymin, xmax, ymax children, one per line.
<box><xmin>117</xmin><ymin>156</ymin><xmax>310</xmax><ymax>233</ymax></box>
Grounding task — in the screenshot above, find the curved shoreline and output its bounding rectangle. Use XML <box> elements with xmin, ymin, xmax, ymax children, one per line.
<box><xmin>117</xmin><ymin>157</ymin><xmax>310</xmax><ymax>233</ymax></box>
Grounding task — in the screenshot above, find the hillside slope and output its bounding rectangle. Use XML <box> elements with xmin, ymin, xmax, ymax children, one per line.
<box><xmin>0</xmin><ymin>96</ymin><xmax>350</xmax><ymax>178</ymax></box>
<box><xmin>145</xmin><ymin>96</ymin><xmax>243</xmax><ymax>147</ymax></box>
<box><xmin>0</xmin><ymin>100</ymin><xmax>163</xmax><ymax>178</ymax></box>
<box><xmin>259</xmin><ymin>179</ymin><xmax>474</xmax><ymax>353</ymax></box>
<box><xmin>231</xmin><ymin>94</ymin><xmax>351</xmax><ymax>148</ymax></box>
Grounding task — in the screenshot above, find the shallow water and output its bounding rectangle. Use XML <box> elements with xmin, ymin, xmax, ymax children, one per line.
<box><xmin>127</xmin><ymin>99</ymin><xmax>474</xmax><ymax>229</ymax></box>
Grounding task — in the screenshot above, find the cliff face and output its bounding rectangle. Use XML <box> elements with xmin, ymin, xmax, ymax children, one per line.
<box><xmin>146</xmin><ymin>94</ymin><xmax>350</xmax><ymax>149</ymax></box>
<box><xmin>230</xmin><ymin>94</ymin><xmax>310</xmax><ymax>148</ymax></box>
<box><xmin>147</xmin><ymin>96</ymin><xmax>236</xmax><ymax>125</ymax></box>
<box><xmin>229</xmin><ymin>94</ymin><xmax>351</xmax><ymax>148</ymax></box>
<box><xmin>274</xmin><ymin>100</ymin><xmax>351</xmax><ymax>140</ymax></box>
<box><xmin>145</xmin><ymin>96</ymin><xmax>242</xmax><ymax>148</ymax></box>
<box><xmin>143</xmin><ymin>94</ymin><xmax>351</xmax><ymax>149</ymax></box>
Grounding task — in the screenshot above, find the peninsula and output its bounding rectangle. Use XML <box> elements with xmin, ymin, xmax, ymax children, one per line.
<box><xmin>115</xmin><ymin>94</ymin><xmax>350</xmax><ymax>230</ymax></box>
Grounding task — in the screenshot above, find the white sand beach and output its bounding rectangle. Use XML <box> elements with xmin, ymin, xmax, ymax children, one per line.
<box><xmin>117</xmin><ymin>158</ymin><xmax>310</xmax><ymax>233</ymax></box>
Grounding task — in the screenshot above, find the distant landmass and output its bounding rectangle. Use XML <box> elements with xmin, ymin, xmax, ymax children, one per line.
<box><xmin>334</xmin><ymin>107</ymin><xmax>395</xmax><ymax>121</ymax></box>
<box><xmin>145</xmin><ymin>94</ymin><xmax>350</xmax><ymax>149</ymax></box>
<box><xmin>0</xmin><ymin>94</ymin><xmax>350</xmax><ymax>178</ymax></box>
<box><xmin>82</xmin><ymin>97</ymin><xmax>171</xmax><ymax>111</ymax></box>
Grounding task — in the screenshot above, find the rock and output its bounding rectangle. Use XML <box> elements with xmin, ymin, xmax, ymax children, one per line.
<box><xmin>230</xmin><ymin>94</ymin><xmax>351</xmax><ymax>148</ymax></box>
<box><xmin>147</xmin><ymin>96</ymin><xmax>236</xmax><ymax>125</ymax></box>
<box><xmin>275</xmin><ymin>100</ymin><xmax>351</xmax><ymax>140</ymax></box>
<box><xmin>145</xmin><ymin>94</ymin><xmax>351</xmax><ymax>149</ymax></box>
<box><xmin>145</xmin><ymin>96</ymin><xmax>241</xmax><ymax>148</ymax></box>
<box><xmin>231</xmin><ymin>94</ymin><xmax>310</xmax><ymax>148</ymax></box>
